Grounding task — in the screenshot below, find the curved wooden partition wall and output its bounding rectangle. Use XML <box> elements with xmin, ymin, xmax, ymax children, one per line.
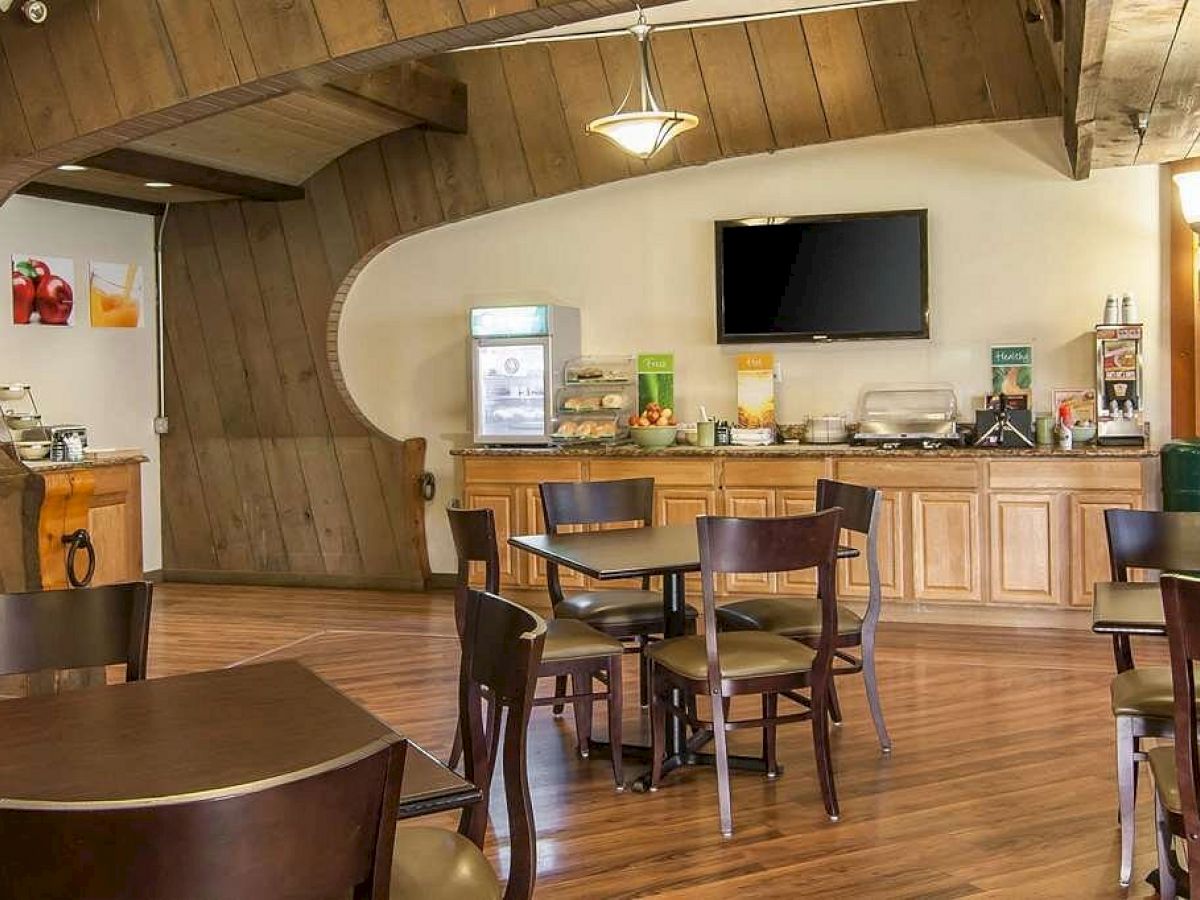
<box><xmin>155</xmin><ymin>0</ymin><xmax>1059</xmax><ymax>587</ymax></box>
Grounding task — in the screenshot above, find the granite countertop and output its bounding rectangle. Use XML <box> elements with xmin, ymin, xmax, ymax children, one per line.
<box><xmin>452</xmin><ymin>442</ymin><xmax>1157</xmax><ymax>459</ymax></box>
<box><xmin>22</xmin><ymin>451</ymin><xmax>149</xmax><ymax>472</ymax></box>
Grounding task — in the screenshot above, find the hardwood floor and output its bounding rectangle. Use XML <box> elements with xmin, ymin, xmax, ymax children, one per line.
<box><xmin>148</xmin><ymin>582</ymin><xmax>1168</xmax><ymax>898</ymax></box>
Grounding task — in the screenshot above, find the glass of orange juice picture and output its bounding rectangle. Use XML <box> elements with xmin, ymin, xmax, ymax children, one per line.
<box><xmin>89</xmin><ymin>262</ymin><xmax>142</xmax><ymax>328</ymax></box>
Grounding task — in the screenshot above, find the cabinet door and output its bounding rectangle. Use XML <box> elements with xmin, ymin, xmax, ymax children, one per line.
<box><xmin>778</xmin><ymin>491</ymin><xmax>817</xmax><ymax>597</ymax></box>
<box><xmin>463</xmin><ymin>487</ymin><xmax>519</xmax><ymax>588</ymax></box>
<box><xmin>837</xmin><ymin>489</ymin><xmax>906</xmax><ymax>603</ymax></box>
<box><xmin>722</xmin><ymin>489</ymin><xmax>776</xmax><ymax>595</ymax></box>
<box><xmin>655</xmin><ymin>488</ymin><xmax>717</xmax><ymax>591</ymax></box>
<box><xmin>989</xmin><ymin>493</ymin><xmax>1061</xmax><ymax>605</ymax></box>
<box><xmin>520</xmin><ymin>487</ymin><xmax>586</xmax><ymax>590</ymax></box>
<box><xmin>1069</xmin><ymin>491</ymin><xmax>1141</xmax><ymax>608</ymax></box>
<box><xmin>911</xmin><ymin>491</ymin><xmax>981</xmax><ymax>602</ymax></box>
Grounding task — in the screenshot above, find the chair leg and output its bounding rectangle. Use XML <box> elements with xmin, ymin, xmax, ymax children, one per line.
<box><xmin>649</xmin><ymin>663</ymin><xmax>665</xmax><ymax>791</ymax></box>
<box><xmin>552</xmin><ymin>675</ymin><xmax>568</xmax><ymax>717</ymax></box>
<box><xmin>827</xmin><ymin>677</ymin><xmax>843</xmax><ymax>726</ymax></box>
<box><xmin>1116</xmin><ymin>716</ymin><xmax>1136</xmax><ymax>888</ymax></box>
<box><xmin>571</xmin><ymin>668</ymin><xmax>594</xmax><ymax>759</ymax></box>
<box><xmin>861</xmin><ymin>636</ymin><xmax>892</xmax><ymax>753</ymax></box>
<box><xmin>762</xmin><ymin>692</ymin><xmax>778</xmax><ymax>778</ymax></box>
<box><xmin>813</xmin><ymin>679</ymin><xmax>840</xmax><ymax>822</ymax></box>
<box><xmin>711</xmin><ymin>691</ymin><xmax>734</xmax><ymax>837</ymax></box>
<box><xmin>447</xmin><ymin>723</ymin><xmax>462</xmax><ymax>771</ymax></box>
<box><xmin>607</xmin><ymin>656</ymin><xmax>624</xmax><ymax>790</ymax></box>
<box><xmin>639</xmin><ymin>637</ymin><xmax>650</xmax><ymax>708</ymax></box>
<box><xmin>1155</xmin><ymin>793</ymin><xmax>1178</xmax><ymax>900</ymax></box>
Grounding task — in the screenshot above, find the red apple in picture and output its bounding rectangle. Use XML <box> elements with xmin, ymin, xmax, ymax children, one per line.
<box><xmin>28</xmin><ymin>259</ymin><xmax>50</xmax><ymax>284</ymax></box>
<box><xmin>11</xmin><ymin>272</ymin><xmax>34</xmax><ymax>324</ymax></box>
<box><xmin>34</xmin><ymin>274</ymin><xmax>73</xmax><ymax>325</ymax></box>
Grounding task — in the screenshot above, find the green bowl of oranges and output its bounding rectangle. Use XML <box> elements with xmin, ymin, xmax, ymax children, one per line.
<box><xmin>628</xmin><ymin>404</ymin><xmax>678</xmax><ymax>448</ymax></box>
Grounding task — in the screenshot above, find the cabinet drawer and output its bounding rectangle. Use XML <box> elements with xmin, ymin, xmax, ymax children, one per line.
<box><xmin>837</xmin><ymin>459</ymin><xmax>980</xmax><ymax>490</ymax></box>
<box><xmin>462</xmin><ymin>458</ymin><xmax>583</xmax><ymax>484</ymax></box>
<box><xmin>590</xmin><ymin>459</ymin><xmax>716</xmax><ymax>486</ymax></box>
<box><xmin>989</xmin><ymin>460</ymin><xmax>1144</xmax><ymax>491</ymax></box>
<box><xmin>723</xmin><ymin>459</ymin><xmax>826</xmax><ymax>488</ymax></box>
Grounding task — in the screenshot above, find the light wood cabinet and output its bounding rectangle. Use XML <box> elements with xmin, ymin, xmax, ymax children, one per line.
<box><xmin>456</xmin><ymin>451</ymin><xmax>1157</xmax><ymax>620</ymax></box>
<box><xmin>462</xmin><ymin>486</ymin><xmax>519</xmax><ymax>588</ymax></box>
<box><xmin>1069</xmin><ymin>491</ymin><xmax>1141</xmax><ymax>608</ymax></box>
<box><xmin>989</xmin><ymin>492</ymin><xmax>1061</xmax><ymax>605</ymax></box>
<box><xmin>911</xmin><ymin>491</ymin><xmax>981</xmax><ymax>603</ymax></box>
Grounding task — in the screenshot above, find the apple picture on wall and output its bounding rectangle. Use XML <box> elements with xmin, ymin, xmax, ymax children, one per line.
<box><xmin>12</xmin><ymin>254</ymin><xmax>75</xmax><ymax>326</ymax></box>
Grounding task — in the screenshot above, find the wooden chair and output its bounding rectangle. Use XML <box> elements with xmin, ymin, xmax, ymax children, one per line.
<box><xmin>540</xmin><ymin>477</ymin><xmax>698</xmax><ymax>707</ymax></box>
<box><xmin>0</xmin><ymin>581</ymin><xmax>153</xmax><ymax>686</ymax></box>
<box><xmin>0</xmin><ymin>729</ymin><xmax>407</xmax><ymax>899</ymax></box>
<box><xmin>1104</xmin><ymin>509</ymin><xmax>1200</xmax><ymax>885</ymax></box>
<box><xmin>446</xmin><ymin>506</ymin><xmax>625</xmax><ymax>788</ymax></box>
<box><xmin>392</xmin><ymin>588</ymin><xmax>545</xmax><ymax>900</ymax></box>
<box><xmin>646</xmin><ymin>508</ymin><xmax>843</xmax><ymax>836</ymax></box>
<box><xmin>715</xmin><ymin>478</ymin><xmax>890</xmax><ymax>751</ymax></box>
<box><xmin>1148</xmin><ymin>573</ymin><xmax>1200</xmax><ymax>898</ymax></box>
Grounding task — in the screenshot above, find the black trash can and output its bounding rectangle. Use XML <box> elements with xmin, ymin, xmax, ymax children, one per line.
<box><xmin>1161</xmin><ymin>440</ymin><xmax>1200</xmax><ymax>511</ymax></box>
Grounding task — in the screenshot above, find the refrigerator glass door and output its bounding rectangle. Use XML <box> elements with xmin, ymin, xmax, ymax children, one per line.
<box><xmin>475</xmin><ymin>339</ymin><xmax>549</xmax><ymax>440</ymax></box>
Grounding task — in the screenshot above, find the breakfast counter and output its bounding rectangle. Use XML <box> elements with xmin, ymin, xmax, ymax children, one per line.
<box><xmin>454</xmin><ymin>442</ymin><xmax>1160</xmax><ymax>628</ymax></box>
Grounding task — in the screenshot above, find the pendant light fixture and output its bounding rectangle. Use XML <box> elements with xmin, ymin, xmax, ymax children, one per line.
<box><xmin>585</xmin><ymin>11</ymin><xmax>698</xmax><ymax>160</ymax></box>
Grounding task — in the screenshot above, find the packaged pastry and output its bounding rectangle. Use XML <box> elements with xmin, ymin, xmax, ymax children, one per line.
<box><xmin>600</xmin><ymin>393</ymin><xmax>625</xmax><ymax>409</ymax></box>
<box><xmin>554</xmin><ymin>421</ymin><xmax>579</xmax><ymax>438</ymax></box>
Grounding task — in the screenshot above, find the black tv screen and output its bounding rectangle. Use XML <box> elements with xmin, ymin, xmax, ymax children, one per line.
<box><xmin>715</xmin><ymin>210</ymin><xmax>929</xmax><ymax>343</ymax></box>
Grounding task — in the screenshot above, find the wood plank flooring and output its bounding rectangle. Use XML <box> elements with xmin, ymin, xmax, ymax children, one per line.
<box><xmin>148</xmin><ymin>582</ymin><xmax>1168</xmax><ymax>898</ymax></box>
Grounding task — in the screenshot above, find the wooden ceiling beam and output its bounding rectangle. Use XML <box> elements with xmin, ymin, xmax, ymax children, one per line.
<box><xmin>1062</xmin><ymin>0</ymin><xmax>1113</xmax><ymax>180</ymax></box>
<box><xmin>17</xmin><ymin>183</ymin><xmax>165</xmax><ymax>217</ymax></box>
<box><xmin>79</xmin><ymin>148</ymin><xmax>305</xmax><ymax>202</ymax></box>
<box><xmin>324</xmin><ymin>61</ymin><xmax>468</xmax><ymax>134</ymax></box>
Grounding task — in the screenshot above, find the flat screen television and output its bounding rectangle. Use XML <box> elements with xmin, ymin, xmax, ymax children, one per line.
<box><xmin>715</xmin><ymin>210</ymin><xmax>929</xmax><ymax>344</ymax></box>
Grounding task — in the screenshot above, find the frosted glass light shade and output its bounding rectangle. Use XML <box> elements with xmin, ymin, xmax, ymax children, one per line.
<box><xmin>585</xmin><ymin>110</ymin><xmax>699</xmax><ymax>160</ymax></box>
<box><xmin>1174</xmin><ymin>172</ymin><xmax>1200</xmax><ymax>232</ymax></box>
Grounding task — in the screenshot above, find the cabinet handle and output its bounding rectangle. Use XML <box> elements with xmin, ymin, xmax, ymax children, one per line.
<box><xmin>63</xmin><ymin>529</ymin><xmax>96</xmax><ymax>588</ymax></box>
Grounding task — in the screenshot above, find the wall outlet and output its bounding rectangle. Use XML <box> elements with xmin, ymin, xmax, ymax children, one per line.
<box><xmin>153</xmin><ymin>416</ymin><xmax>170</xmax><ymax>435</ymax></box>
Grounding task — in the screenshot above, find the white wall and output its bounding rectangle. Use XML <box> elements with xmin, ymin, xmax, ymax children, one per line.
<box><xmin>0</xmin><ymin>195</ymin><xmax>160</xmax><ymax>570</ymax></box>
<box><xmin>337</xmin><ymin>119</ymin><xmax>1167</xmax><ymax>574</ymax></box>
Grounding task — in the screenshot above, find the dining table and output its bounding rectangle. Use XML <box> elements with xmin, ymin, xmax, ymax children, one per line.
<box><xmin>510</xmin><ymin>522</ymin><xmax>856</xmax><ymax>791</ymax></box>
<box><xmin>0</xmin><ymin>660</ymin><xmax>480</xmax><ymax>821</ymax></box>
<box><xmin>1090</xmin><ymin>580</ymin><xmax>1165</xmax><ymax>671</ymax></box>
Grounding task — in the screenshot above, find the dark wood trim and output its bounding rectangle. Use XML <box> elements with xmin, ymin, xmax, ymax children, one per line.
<box><xmin>81</xmin><ymin>149</ymin><xmax>305</xmax><ymax>202</ymax></box>
<box><xmin>1062</xmin><ymin>0</ymin><xmax>1113</xmax><ymax>180</ymax></box>
<box><xmin>17</xmin><ymin>182</ymin><xmax>164</xmax><ymax>217</ymax></box>
<box><xmin>161</xmin><ymin>569</ymin><xmax>426</xmax><ymax>591</ymax></box>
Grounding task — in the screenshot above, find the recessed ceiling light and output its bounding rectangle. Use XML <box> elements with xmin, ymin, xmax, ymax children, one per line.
<box><xmin>144</xmin><ymin>182</ymin><xmax>173</xmax><ymax>189</ymax></box>
<box><xmin>56</xmin><ymin>164</ymin><xmax>87</xmax><ymax>172</ymax></box>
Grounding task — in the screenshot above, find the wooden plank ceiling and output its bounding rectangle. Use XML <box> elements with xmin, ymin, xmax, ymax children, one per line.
<box><xmin>158</xmin><ymin>0</ymin><xmax>1059</xmax><ymax>586</ymax></box>
<box><xmin>1063</xmin><ymin>0</ymin><xmax>1200</xmax><ymax>176</ymax></box>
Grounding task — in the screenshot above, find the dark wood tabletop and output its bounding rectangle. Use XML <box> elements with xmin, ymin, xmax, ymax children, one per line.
<box><xmin>510</xmin><ymin>524</ymin><xmax>701</xmax><ymax>580</ymax></box>
<box><xmin>0</xmin><ymin>660</ymin><xmax>476</xmax><ymax>819</ymax></box>
<box><xmin>1091</xmin><ymin>581</ymin><xmax>1165</xmax><ymax>636</ymax></box>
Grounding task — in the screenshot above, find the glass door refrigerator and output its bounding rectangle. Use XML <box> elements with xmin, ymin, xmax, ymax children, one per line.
<box><xmin>470</xmin><ymin>305</ymin><xmax>580</xmax><ymax>445</ymax></box>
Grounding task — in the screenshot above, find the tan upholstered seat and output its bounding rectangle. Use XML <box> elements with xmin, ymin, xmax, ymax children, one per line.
<box><xmin>1110</xmin><ymin>667</ymin><xmax>1200</xmax><ymax>719</ymax></box>
<box><xmin>1149</xmin><ymin>745</ymin><xmax>1183</xmax><ymax>815</ymax></box>
<box><xmin>646</xmin><ymin>631</ymin><xmax>815</xmax><ymax>681</ymax></box>
<box><xmin>715</xmin><ymin>596</ymin><xmax>863</xmax><ymax>637</ymax></box>
<box><xmin>554</xmin><ymin>590</ymin><xmax>698</xmax><ymax>629</ymax></box>
<box><xmin>391</xmin><ymin>827</ymin><xmax>502</xmax><ymax>899</ymax></box>
<box><xmin>542</xmin><ymin>618</ymin><xmax>624</xmax><ymax>662</ymax></box>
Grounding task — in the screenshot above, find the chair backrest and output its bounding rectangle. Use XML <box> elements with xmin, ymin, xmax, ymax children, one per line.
<box><xmin>455</xmin><ymin>588</ymin><xmax>546</xmax><ymax>900</ymax></box>
<box><xmin>539</xmin><ymin>478</ymin><xmax>655</xmax><ymax>600</ymax></box>
<box><xmin>817</xmin><ymin>479</ymin><xmax>884</xmax><ymax>625</ymax></box>
<box><xmin>1159</xmin><ymin>573</ymin><xmax>1200</xmax><ymax>872</ymax></box>
<box><xmin>697</xmin><ymin>509</ymin><xmax>842</xmax><ymax>692</ymax></box>
<box><xmin>447</xmin><ymin>505</ymin><xmax>501</xmax><ymax>593</ymax></box>
<box><xmin>0</xmin><ymin>736</ymin><xmax>407</xmax><ymax>900</ymax></box>
<box><xmin>1106</xmin><ymin>509</ymin><xmax>1200</xmax><ymax>580</ymax></box>
<box><xmin>0</xmin><ymin>581</ymin><xmax>152</xmax><ymax>681</ymax></box>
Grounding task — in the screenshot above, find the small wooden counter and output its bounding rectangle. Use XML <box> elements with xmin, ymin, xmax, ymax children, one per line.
<box><xmin>25</xmin><ymin>453</ymin><xmax>146</xmax><ymax>590</ymax></box>
<box><xmin>453</xmin><ymin>444</ymin><xmax>1159</xmax><ymax>627</ymax></box>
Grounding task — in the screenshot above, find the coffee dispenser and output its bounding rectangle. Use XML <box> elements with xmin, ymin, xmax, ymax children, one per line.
<box><xmin>1095</xmin><ymin>324</ymin><xmax>1146</xmax><ymax>446</ymax></box>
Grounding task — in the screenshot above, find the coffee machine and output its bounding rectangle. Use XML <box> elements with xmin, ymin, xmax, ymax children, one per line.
<box><xmin>1095</xmin><ymin>324</ymin><xmax>1146</xmax><ymax>446</ymax></box>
